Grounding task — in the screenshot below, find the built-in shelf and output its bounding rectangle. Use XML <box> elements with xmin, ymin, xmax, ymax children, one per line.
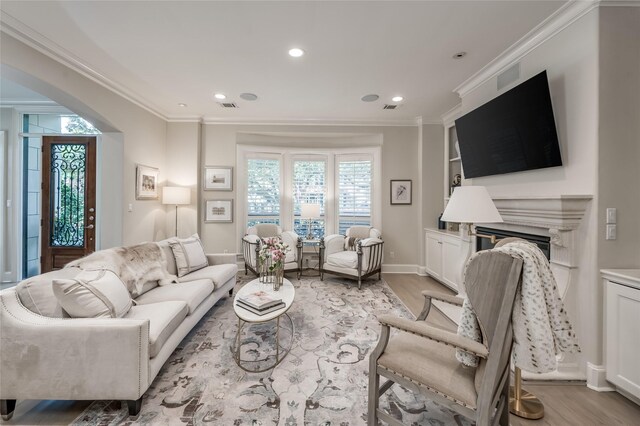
<box><xmin>449</xmin><ymin>156</ymin><xmax>461</xmax><ymax>162</ymax></box>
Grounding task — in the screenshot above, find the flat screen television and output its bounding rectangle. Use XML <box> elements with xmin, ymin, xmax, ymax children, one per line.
<box><xmin>454</xmin><ymin>70</ymin><xmax>562</xmax><ymax>179</ymax></box>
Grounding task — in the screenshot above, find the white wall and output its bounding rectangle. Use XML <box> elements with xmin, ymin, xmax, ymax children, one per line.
<box><xmin>459</xmin><ymin>9</ymin><xmax>600</xmax><ymax>373</ymax></box>
<box><xmin>597</xmin><ymin>6</ymin><xmax>640</xmax><ymax>269</ymax></box>
<box><xmin>198</xmin><ymin>123</ymin><xmax>425</xmax><ymax>268</ymax></box>
<box><xmin>1</xmin><ymin>33</ymin><xmax>168</xmax><ymax>248</ymax></box>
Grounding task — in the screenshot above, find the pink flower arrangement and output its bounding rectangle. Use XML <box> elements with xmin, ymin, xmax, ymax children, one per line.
<box><xmin>258</xmin><ymin>237</ymin><xmax>290</xmax><ymax>270</ymax></box>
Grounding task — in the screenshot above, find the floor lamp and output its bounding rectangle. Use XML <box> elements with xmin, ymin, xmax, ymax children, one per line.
<box><xmin>300</xmin><ymin>203</ymin><xmax>321</xmax><ymax>240</ymax></box>
<box><xmin>162</xmin><ymin>186</ymin><xmax>191</xmax><ymax>237</ymax></box>
<box><xmin>441</xmin><ymin>186</ymin><xmax>544</xmax><ymax>420</ymax></box>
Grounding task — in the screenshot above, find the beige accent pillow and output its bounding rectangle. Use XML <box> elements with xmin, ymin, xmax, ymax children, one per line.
<box><xmin>169</xmin><ymin>233</ymin><xmax>208</xmax><ymax>277</ymax></box>
<box><xmin>53</xmin><ymin>270</ymin><xmax>132</xmax><ymax>318</ymax></box>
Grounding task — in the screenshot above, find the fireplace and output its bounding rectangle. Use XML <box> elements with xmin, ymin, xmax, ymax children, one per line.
<box><xmin>475</xmin><ymin>227</ymin><xmax>551</xmax><ymax>260</ymax></box>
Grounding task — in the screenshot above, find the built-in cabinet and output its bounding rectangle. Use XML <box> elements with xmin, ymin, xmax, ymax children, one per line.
<box><xmin>442</xmin><ymin>105</ymin><xmax>464</xmax><ymax>210</ymax></box>
<box><xmin>602</xmin><ymin>269</ymin><xmax>640</xmax><ymax>402</ymax></box>
<box><xmin>425</xmin><ymin>228</ymin><xmax>470</xmax><ymax>293</ymax></box>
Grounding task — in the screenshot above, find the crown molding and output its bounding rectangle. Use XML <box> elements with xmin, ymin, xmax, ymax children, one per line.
<box><xmin>0</xmin><ymin>100</ymin><xmax>58</xmax><ymax>106</ymax></box>
<box><xmin>453</xmin><ymin>1</ymin><xmax>600</xmax><ymax>98</ymax></box>
<box><xmin>1</xmin><ymin>104</ymin><xmax>72</xmax><ymax>114</ymax></box>
<box><xmin>600</xmin><ymin>0</ymin><xmax>640</xmax><ymax>6</ymax></box>
<box><xmin>440</xmin><ymin>103</ymin><xmax>462</xmax><ymax>124</ymax></box>
<box><xmin>165</xmin><ymin>116</ymin><xmax>203</xmax><ymax>123</ymax></box>
<box><xmin>0</xmin><ymin>11</ymin><xmax>170</xmax><ymax>121</ymax></box>
<box><xmin>201</xmin><ymin>116</ymin><xmax>422</xmax><ymax>127</ymax></box>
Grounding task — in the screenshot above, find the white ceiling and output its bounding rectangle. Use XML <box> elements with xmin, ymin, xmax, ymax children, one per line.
<box><xmin>0</xmin><ymin>1</ymin><xmax>567</xmax><ymax>122</ymax></box>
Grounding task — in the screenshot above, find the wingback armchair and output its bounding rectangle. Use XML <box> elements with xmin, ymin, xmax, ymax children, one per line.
<box><xmin>319</xmin><ymin>226</ymin><xmax>384</xmax><ymax>290</ymax></box>
<box><xmin>368</xmin><ymin>250</ymin><xmax>523</xmax><ymax>426</ymax></box>
<box><xmin>241</xmin><ymin>224</ymin><xmax>303</xmax><ymax>278</ymax></box>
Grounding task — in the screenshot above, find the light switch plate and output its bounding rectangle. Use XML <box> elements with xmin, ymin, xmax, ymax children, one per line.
<box><xmin>606</xmin><ymin>208</ymin><xmax>617</xmax><ymax>224</ymax></box>
<box><xmin>606</xmin><ymin>224</ymin><xmax>617</xmax><ymax>240</ymax></box>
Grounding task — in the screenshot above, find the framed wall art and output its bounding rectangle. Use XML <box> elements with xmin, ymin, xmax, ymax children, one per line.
<box><xmin>205</xmin><ymin>199</ymin><xmax>233</xmax><ymax>223</ymax></box>
<box><xmin>136</xmin><ymin>164</ymin><xmax>159</xmax><ymax>200</ymax></box>
<box><xmin>390</xmin><ymin>179</ymin><xmax>412</xmax><ymax>205</ymax></box>
<box><xmin>204</xmin><ymin>166</ymin><xmax>233</xmax><ymax>191</ymax></box>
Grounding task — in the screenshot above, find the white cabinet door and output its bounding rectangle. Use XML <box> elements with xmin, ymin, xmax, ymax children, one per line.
<box><xmin>606</xmin><ymin>282</ymin><xmax>640</xmax><ymax>399</ymax></box>
<box><xmin>441</xmin><ymin>238</ymin><xmax>461</xmax><ymax>292</ymax></box>
<box><xmin>425</xmin><ymin>233</ymin><xmax>442</xmax><ymax>280</ymax></box>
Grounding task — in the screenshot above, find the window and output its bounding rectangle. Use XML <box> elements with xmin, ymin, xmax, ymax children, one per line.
<box><xmin>292</xmin><ymin>158</ymin><xmax>326</xmax><ymax>239</ymax></box>
<box><xmin>240</xmin><ymin>146</ymin><xmax>379</xmax><ymax>240</ymax></box>
<box><xmin>337</xmin><ymin>158</ymin><xmax>372</xmax><ymax>235</ymax></box>
<box><xmin>246</xmin><ymin>158</ymin><xmax>280</xmax><ymax>227</ymax></box>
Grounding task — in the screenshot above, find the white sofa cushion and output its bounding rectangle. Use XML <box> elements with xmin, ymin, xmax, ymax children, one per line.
<box><xmin>135</xmin><ymin>279</ymin><xmax>213</xmax><ymax>315</ymax></box>
<box><xmin>16</xmin><ymin>267</ymin><xmax>81</xmax><ymax>318</ymax></box>
<box><xmin>326</xmin><ymin>251</ymin><xmax>359</xmax><ymax>269</ymax></box>
<box><xmin>53</xmin><ymin>270</ymin><xmax>133</xmax><ymax>318</ymax></box>
<box><xmin>124</xmin><ymin>301</ymin><xmax>188</xmax><ymax>358</ymax></box>
<box><xmin>178</xmin><ymin>264</ymin><xmax>237</xmax><ymax>289</ymax></box>
<box><xmin>169</xmin><ymin>234</ymin><xmax>208</xmax><ymax>277</ymax></box>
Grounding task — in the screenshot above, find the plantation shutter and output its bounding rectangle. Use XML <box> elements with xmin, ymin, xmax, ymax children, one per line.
<box><xmin>293</xmin><ymin>159</ymin><xmax>326</xmax><ymax>238</ymax></box>
<box><xmin>246</xmin><ymin>158</ymin><xmax>280</xmax><ymax>227</ymax></box>
<box><xmin>338</xmin><ymin>159</ymin><xmax>372</xmax><ymax>235</ymax></box>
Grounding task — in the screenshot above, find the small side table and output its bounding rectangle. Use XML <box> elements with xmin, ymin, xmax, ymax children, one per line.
<box><xmin>300</xmin><ymin>239</ymin><xmax>321</xmax><ymax>276</ymax></box>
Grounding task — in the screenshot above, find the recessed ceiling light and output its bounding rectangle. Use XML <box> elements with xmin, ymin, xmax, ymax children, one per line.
<box><xmin>361</xmin><ymin>94</ymin><xmax>379</xmax><ymax>102</ymax></box>
<box><xmin>214</xmin><ymin>93</ymin><xmax>226</xmax><ymax>100</ymax></box>
<box><xmin>453</xmin><ymin>52</ymin><xmax>467</xmax><ymax>59</ymax></box>
<box><xmin>288</xmin><ymin>48</ymin><xmax>305</xmax><ymax>58</ymax></box>
<box><xmin>392</xmin><ymin>96</ymin><xmax>404</xmax><ymax>102</ymax></box>
<box><xmin>240</xmin><ymin>93</ymin><xmax>258</xmax><ymax>101</ymax></box>
<box><xmin>178</xmin><ymin>103</ymin><xmax>187</xmax><ymax>107</ymax></box>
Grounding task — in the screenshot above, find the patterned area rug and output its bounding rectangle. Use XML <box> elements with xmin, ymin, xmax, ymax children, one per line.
<box><xmin>72</xmin><ymin>274</ymin><xmax>472</xmax><ymax>425</ymax></box>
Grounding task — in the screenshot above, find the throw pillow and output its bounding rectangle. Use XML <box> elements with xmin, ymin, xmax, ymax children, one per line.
<box><xmin>344</xmin><ymin>236</ymin><xmax>362</xmax><ymax>251</ymax></box>
<box><xmin>169</xmin><ymin>233</ymin><xmax>208</xmax><ymax>277</ymax></box>
<box><xmin>53</xmin><ymin>270</ymin><xmax>132</xmax><ymax>318</ymax></box>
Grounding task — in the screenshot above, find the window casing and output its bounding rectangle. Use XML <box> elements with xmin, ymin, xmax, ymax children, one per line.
<box><xmin>238</xmin><ymin>146</ymin><xmax>380</xmax><ymax>246</ymax></box>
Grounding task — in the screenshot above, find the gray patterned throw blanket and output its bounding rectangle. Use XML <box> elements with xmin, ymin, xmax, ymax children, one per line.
<box><xmin>456</xmin><ymin>241</ymin><xmax>581</xmax><ymax>373</ymax></box>
<box><xmin>66</xmin><ymin>242</ymin><xmax>175</xmax><ymax>297</ymax></box>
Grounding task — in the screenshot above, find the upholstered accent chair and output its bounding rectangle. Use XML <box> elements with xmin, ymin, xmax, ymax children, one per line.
<box><xmin>241</xmin><ymin>224</ymin><xmax>303</xmax><ymax>278</ymax></box>
<box><xmin>319</xmin><ymin>226</ymin><xmax>384</xmax><ymax>290</ymax></box>
<box><xmin>368</xmin><ymin>250</ymin><xmax>523</xmax><ymax>426</ymax></box>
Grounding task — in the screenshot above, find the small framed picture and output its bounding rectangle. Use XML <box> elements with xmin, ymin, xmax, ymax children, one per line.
<box><xmin>136</xmin><ymin>164</ymin><xmax>159</xmax><ymax>200</ymax></box>
<box><xmin>204</xmin><ymin>166</ymin><xmax>233</xmax><ymax>191</ymax></box>
<box><xmin>205</xmin><ymin>199</ymin><xmax>233</xmax><ymax>222</ymax></box>
<box><xmin>390</xmin><ymin>180</ymin><xmax>412</xmax><ymax>205</ymax></box>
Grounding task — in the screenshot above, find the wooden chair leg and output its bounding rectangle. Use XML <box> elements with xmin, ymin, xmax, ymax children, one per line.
<box><xmin>499</xmin><ymin>377</ymin><xmax>510</xmax><ymax>425</ymax></box>
<box><xmin>228</xmin><ymin>288</ymin><xmax>233</xmax><ymax>296</ymax></box>
<box><xmin>127</xmin><ymin>397</ymin><xmax>143</xmax><ymax>416</ymax></box>
<box><xmin>1</xmin><ymin>399</ymin><xmax>16</xmax><ymax>421</ymax></box>
<box><xmin>367</xmin><ymin>369</ymin><xmax>380</xmax><ymax>425</ymax></box>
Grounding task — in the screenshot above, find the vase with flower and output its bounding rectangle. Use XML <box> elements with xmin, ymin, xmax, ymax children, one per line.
<box><xmin>258</xmin><ymin>237</ymin><xmax>289</xmax><ymax>290</ymax></box>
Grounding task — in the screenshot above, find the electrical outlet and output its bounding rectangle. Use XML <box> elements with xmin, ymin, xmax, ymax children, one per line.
<box><xmin>389</xmin><ymin>251</ymin><xmax>395</xmax><ymax>259</ymax></box>
<box><xmin>128</xmin><ymin>203</ymin><xmax>133</xmax><ymax>212</ymax></box>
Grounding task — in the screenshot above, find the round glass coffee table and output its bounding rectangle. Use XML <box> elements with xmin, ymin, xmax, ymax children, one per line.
<box><xmin>232</xmin><ymin>278</ymin><xmax>295</xmax><ymax>372</ymax></box>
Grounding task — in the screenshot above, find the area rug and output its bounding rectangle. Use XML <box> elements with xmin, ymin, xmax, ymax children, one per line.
<box><xmin>72</xmin><ymin>274</ymin><xmax>472</xmax><ymax>425</ymax></box>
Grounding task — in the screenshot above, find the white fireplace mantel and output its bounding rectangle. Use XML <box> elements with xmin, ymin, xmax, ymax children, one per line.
<box><xmin>491</xmin><ymin>195</ymin><xmax>593</xmax><ymax>231</ymax></box>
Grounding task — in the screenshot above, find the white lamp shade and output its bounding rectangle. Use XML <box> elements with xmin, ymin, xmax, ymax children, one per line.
<box><xmin>300</xmin><ymin>203</ymin><xmax>321</xmax><ymax>218</ymax></box>
<box><xmin>162</xmin><ymin>186</ymin><xmax>191</xmax><ymax>205</ymax></box>
<box><xmin>441</xmin><ymin>186</ymin><xmax>503</xmax><ymax>224</ymax></box>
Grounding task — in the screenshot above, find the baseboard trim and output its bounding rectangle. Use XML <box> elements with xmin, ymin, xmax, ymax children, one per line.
<box><xmin>586</xmin><ymin>363</ymin><xmax>615</xmax><ymax>392</ymax></box>
<box><xmin>381</xmin><ymin>264</ymin><xmax>421</xmax><ymax>274</ymax></box>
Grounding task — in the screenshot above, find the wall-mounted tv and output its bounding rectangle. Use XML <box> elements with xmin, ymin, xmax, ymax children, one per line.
<box><xmin>455</xmin><ymin>70</ymin><xmax>562</xmax><ymax>179</ymax></box>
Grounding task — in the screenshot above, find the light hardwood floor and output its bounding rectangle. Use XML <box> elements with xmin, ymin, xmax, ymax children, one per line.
<box><xmin>2</xmin><ymin>275</ymin><xmax>639</xmax><ymax>425</ymax></box>
<box><xmin>383</xmin><ymin>273</ymin><xmax>640</xmax><ymax>426</ymax></box>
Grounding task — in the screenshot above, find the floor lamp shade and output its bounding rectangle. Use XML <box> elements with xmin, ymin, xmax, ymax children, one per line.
<box><xmin>300</xmin><ymin>203</ymin><xmax>321</xmax><ymax>219</ymax></box>
<box><xmin>162</xmin><ymin>187</ymin><xmax>191</xmax><ymax>205</ymax></box>
<box><xmin>442</xmin><ymin>186</ymin><xmax>503</xmax><ymax>224</ymax></box>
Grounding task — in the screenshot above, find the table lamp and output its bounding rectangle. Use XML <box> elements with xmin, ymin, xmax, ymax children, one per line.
<box><xmin>441</xmin><ymin>186</ymin><xmax>503</xmax><ymax>242</ymax></box>
<box><xmin>300</xmin><ymin>203</ymin><xmax>321</xmax><ymax>240</ymax></box>
<box><xmin>162</xmin><ymin>186</ymin><xmax>191</xmax><ymax>237</ymax></box>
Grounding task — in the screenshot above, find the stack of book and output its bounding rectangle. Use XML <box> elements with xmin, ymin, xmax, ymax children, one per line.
<box><xmin>236</xmin><ymin>290</ymin><xmax>285</xmax><ymax>316</ymax></box>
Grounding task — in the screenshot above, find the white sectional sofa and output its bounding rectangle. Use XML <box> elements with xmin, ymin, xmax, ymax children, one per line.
<box><xmin>0</xmin><ymin>239</ymin><xmax>237</xmax><ymax>420</ymax></box>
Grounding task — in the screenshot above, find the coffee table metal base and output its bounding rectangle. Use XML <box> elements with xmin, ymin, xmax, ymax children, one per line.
<box><xmin>232</xmin><ymin>313</ymin><xmax>294</xmax><ymax>373</ymax></box>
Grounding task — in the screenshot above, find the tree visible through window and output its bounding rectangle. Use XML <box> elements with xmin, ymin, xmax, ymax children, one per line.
<box><xmin>293</xmin><ymin>159</ymin><xmax>325</xmax><ymax>239</ymax></box>
<box><xmin>246</xmin><ymin>158</ymin><xmax>280</xmax><ymax>227</ymax></box>
<box><xmin>338</xmin><ymin>159</ymin><xmax>372</xmax><ymax>235</ymax></box>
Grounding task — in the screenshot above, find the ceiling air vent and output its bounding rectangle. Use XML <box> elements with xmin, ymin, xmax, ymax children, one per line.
<box><xmin>383</xmin><ymin>104</ymin><xmax>398</xmax><ymax>110</ymax></box>
<box><xmin>218</xmin><ymin>102</ymin><xmax>238</xmax><ymax>108</ymax></box>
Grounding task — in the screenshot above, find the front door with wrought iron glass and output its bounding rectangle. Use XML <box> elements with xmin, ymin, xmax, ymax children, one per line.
<box><xmin>41</xmin><ymin>136</ymin><xmax>96</xmax><ymax>272</ymax></box>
